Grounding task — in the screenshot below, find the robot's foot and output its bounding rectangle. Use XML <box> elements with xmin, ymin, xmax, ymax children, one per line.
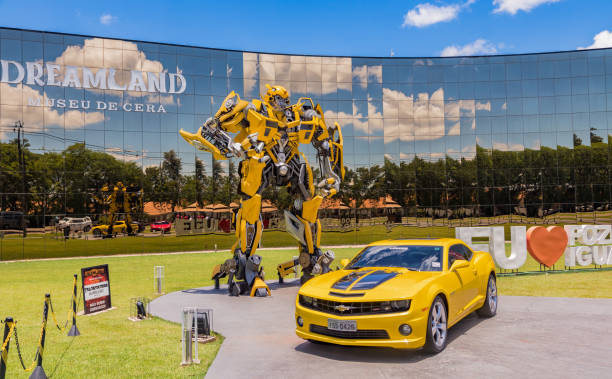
<box><xmin>254</xmin><ymin>288</ymin><xmax>269</xmax><ymax>297</ymax></box>
<box><xmin>229</xmin><ymin>282</ymin><xmax>241</xmax><ymax>297</ymax></box>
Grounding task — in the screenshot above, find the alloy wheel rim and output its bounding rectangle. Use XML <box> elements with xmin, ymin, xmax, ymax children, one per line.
<box><xmin>431</xmin><ymin>301</ymin><xmax>447</xmax><ymax>347</ymax></box>
<box><xmin>488</xmin><ymin>277</ymin><xmax>497</xmax><ymax>313</ymax></box>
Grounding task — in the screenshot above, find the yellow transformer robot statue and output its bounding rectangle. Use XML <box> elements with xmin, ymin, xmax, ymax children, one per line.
<box><xmin>180</xmin><ymin>85</ymin><xmax>344</xmax><ymax>297</ymax></box>
<box><xmin>94</xmin><ymin>182</ymin><xmax>143</xmax><ymax>238</ymax></box>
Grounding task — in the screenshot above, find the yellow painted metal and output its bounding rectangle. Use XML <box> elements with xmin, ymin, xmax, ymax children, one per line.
<box><xmin>179</xmin><ymin>128</ymin><xmax>227</xmax><ymax>160</ymax></box>
<box><xmin>250</xmin><ymin>277</ymin><xmax>271</xmax><ymax>297</ymax></box>
<box><xmin>301</xmin><ymin>195</ymin><xmax>323</xmax><ymax>223</ymax></box>
<box><xmin>211</xmin><ymin>264</ymin><xmax>221</xmax><ymax>279</ymax></box>
<box><xmin>240</xmin><ymin>158</ymin><xmax>266</xmax><ymax>197</ymax></box>
<box><xmin>296</xmin><ymin>238</ymin><xmax>496</xmax><ymax>349</ymax></box>
<box><xmin>277</xmin><ymin>259</ymin><xmax>298</xmax><ymax>278</ymax></box>
<box><xmin>240</xmin><ymin>195</ymin><xmax>262</xmax><ymax>224</ymax></box>
<box><xmin>297</xmin><ymin>215</ymin><xmax>314</xmax><ymax>254</ymax></box>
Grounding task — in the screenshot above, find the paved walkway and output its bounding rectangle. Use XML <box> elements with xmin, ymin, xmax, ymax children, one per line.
<box><xmin>150</xmin><ymin>281</ymin><xmax>612</xmax><ymax>379</ymax></box>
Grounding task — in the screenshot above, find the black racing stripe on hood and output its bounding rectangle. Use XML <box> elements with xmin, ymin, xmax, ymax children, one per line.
<box><xmin>350</xmin><ymin>270</ymin><xmax>398</xmax><ymax>290</ymax></box>
<box><xmin>331</xmin><ymin>270</ymin><xmax>372</xmax><ymax>290</ymax></box>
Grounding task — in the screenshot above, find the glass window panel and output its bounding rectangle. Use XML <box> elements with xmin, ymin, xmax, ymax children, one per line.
<box><xmin>590</xmin><ymin>94</ymin><xmax>606</xmax><ymax>112</ymax></box>
<box><xmin>571</xmin><ymin>77</ymin><xmax>589</xmax><ymax>95</ymax></box>
<box><xmin>571</xmin><ymin>58</ymin><xmax>588</xmax><ymax>76</ymax></box>
<box><xmin>554</xmin><ymin>78</ymin><xmax>571</xmax><ymax>95</ymax></box>
<box><xmin>506</xmin><ymin>81</ymin><xmax>522</xmax><ymax>97</ymax></box>
<box><xmin>572</xmin><ymin>112</ymin><xmax>589</xmax><ymax>131</ymax></box>
<box><xmin>571</xmin><ymin>95</ymin><xmax>588</xmax><ymax>113</ymax></box>
<box><xmin>554</xmin><ymin>96</ymin><xmax>572</xmax><ymax>114</ymax></box>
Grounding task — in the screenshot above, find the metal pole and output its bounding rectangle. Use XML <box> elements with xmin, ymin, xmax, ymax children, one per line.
<box><xmin>67</xmin><ymin>274</ymin><xmax>80</xmax><ymax>336</ymax></box>
<box><xmin>29</xmin><ymin>295</ymin><xmax>49</xmax><ymax>379</ymax></box>
<box><xmin>192</xmin><ymin>310</ymin><xmax>199</xmax><ymax>364</ymax></box>
<box><xmin>0</xmin><ymin>317</ymin><xmax>13</xmax><ymax>379</ymax></box>
<box><xmin>181</xmin><ymin>308</ymin><xmax>193</xmax><ymax>366</ymax></box>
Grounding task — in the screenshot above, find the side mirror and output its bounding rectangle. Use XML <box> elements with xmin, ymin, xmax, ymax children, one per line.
<box><xmin>450</xmin><ymin>260</ymin><xmax>469</xmax><ymax>271</ymax></box>
<box><xmin>340</xmin><ymin>259</ymin><xmax>350</xmax><ymax>268</ymax></box>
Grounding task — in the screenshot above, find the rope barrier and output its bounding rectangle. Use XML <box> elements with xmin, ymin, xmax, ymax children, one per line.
<box><xmin>0</xmin><ymin>322</ymin><xmax>15</xmax><ymax>354</ymax></box>
<box><xmin>0</xmin><ymin>274</ymin><xmax>82</xmax><ymax>379</ymax></box>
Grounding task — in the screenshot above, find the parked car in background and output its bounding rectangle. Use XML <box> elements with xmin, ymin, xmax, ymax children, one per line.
<box><xmin>91</xmin><ymin>220</ymin><xmax>141</xmax><ymax>237</ymax></box>
<box><xmin>0</xmin><ymin>211</ymin><xmax>27</xmax><ymax>230</ymax></box>
<box><xmin>150</xmin><ymin>220</ymin><xmax>172</xmax><ymax>233</ymax></box>
<box><xmin>57</xmin><ymin>217</ymin><xmax>92</xmax><ymax>233</ymax></box>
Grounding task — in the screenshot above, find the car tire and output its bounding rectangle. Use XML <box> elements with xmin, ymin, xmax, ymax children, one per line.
<box><xmin>424</xmin><ymin>296</ymin><xmax>448</xmax><ymax>354</ymax></box>
<box><xmin>93</xmin><ymin>229</ymin><xmax>101</xmax><ymax>237</ymax></box>
<box><xmin>477</xmin><ymin>274</ymin><xmax>498</xmax><ymax>318</ymax></box>
<box><xmin>84</xmin><ymin>225</ymin><xmax>91</xmax><ymax>232</ymax></box>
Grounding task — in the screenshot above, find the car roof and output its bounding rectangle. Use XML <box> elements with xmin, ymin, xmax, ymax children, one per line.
<box><xmin>367</xmin><ymin>238</ymin><xmax>462</xmax><ymax>247</ymax></box>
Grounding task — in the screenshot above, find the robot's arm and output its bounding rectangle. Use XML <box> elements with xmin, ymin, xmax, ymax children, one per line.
<box><xmin>299</xmin><ymin>100</ymin><xmax>345</xmax><ymax>198</ymax></box>
<box><xmin>179</xmin><ymin>91</ymin><xmax>255</xmax><ymax>160</ymax></box>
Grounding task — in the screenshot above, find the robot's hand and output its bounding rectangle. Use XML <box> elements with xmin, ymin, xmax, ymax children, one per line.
<box><xmin>200</xmin><ymin>117</ymin><xmax>234</xmax><ymax>158</ymax></box>
<box><xmin>317</xmin><ymin>177</ymin><xmax>340</xmax><ymax>198</ymax></box>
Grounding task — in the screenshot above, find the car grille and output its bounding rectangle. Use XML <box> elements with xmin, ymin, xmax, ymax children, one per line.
<box><xmin>299</xmin><ymin>296</ymin><xmax>409</xmax><ymax>316</ymax></box>
<box><xmin>310</xmin><ymin>325</ymin><xmax>389</xmax><ymax>339</ymax></box>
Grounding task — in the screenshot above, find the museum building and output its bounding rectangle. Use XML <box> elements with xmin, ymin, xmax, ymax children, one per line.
<box><xmin>2</xmin><ymin>26</ymin><xmax>612</xmax><ymax>256</ymax></box>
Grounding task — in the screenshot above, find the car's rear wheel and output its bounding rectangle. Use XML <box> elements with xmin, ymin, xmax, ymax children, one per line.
<box><xmin>424</xmin><ymin>296</ymin><xmax>448</xmax><ymax>354</ymax></box>
<box><xmin>477</xmin><ymin>274</ymin><xmax>497</xmax><ymax>318</ymax></box>
<box><xmin>93</xmin><ymin>229</ymin><xmax>101</xmax><ymax>237</ymax></box>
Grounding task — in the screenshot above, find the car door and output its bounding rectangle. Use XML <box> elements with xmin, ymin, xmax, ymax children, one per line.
<box><xmin>448</xmin><ymin>243</ymin><xmax>479</xmax><ymax>317</ymax></box>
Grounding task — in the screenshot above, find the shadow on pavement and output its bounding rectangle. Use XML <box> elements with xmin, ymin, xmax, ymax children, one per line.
<box><xmin>181</xmin><ymin>278</ymin><xmax>301</xmax><ymax>295</ymax></box>
<box><xmin>294</xmin><ymin>312</ymin><xmax>489</xmax><ymax>363</ymax></box>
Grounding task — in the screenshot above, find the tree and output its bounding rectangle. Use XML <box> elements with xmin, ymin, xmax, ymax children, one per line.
<box><xmin>162</xmin><ymin>150</ymin><xmax>182</xmax><ymax>212</ymax></box>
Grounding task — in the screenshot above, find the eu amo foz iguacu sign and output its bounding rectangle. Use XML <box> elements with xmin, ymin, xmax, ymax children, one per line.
<box><xmin>81</xmin><ymin>264</ymin><xmax>112</xmax><ymax>314</ymax></box>
<box><xmin>1</xmin><ymin>60</ymin><xmax>187</xmax><ymax>113</ymax></box>
<box><xmin>456</xmin><ymin>225</ymin><xmax>612</xmax><ymax>270</ymax></box>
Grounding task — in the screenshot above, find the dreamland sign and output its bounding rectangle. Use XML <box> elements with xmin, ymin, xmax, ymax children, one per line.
<box><xmin>457</xmin><ymin>225</ymin><xmax>612</xmax><ymax>270</ymax></box>
<box><xmin>1</xmin><ymin>60</ymin><xmax>187</xmax><ymax>113</ymax></box>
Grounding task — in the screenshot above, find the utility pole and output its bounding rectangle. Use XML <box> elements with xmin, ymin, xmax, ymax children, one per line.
<box><xmin>14</xmin><ymin>121</ymin><xmax>27</xmax><ymax>237</ymax></box>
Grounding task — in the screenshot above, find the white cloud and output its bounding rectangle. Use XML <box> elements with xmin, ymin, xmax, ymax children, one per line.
<box><xmin>492</xmin><ymin>0</ymin><xmax>560</xmax><ymax>15</ymax></box>
<box><xmin>352</xmin><ymin>65</ymin><xmax>382</xmax><ymax>89</ymax></box>
<box><xmin>578</xmin><ymin>30</ymin><xmax>612</xmax><ymax>50</ymax></box>
<box><xmin>403</xmin><ymin>3</ymin><xmax>461</xmax><ymax>28</ymax></box>
<box><xmin>440</xmin><ymin>39</ymin><xmax>498</xmax><ymax>56</ymax></box>
<box><xmin>99</xmin><ymin>13</ymin><xmax>116</xmax><ymax>25</ymax></box>
<box><xmin>0</xmin><ymin>83</ymin><xmax>105</xmax><ymax>132</ymax></box>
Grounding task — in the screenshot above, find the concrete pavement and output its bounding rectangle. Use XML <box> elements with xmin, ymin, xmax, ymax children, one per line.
<box><xmin>150</xmin><ymin>280</ymin><xmax>612</xmax><ymax>379</ymax></box>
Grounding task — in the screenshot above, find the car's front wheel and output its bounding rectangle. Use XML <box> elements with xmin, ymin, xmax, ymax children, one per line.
<box><xmin>477</xmin><ymin>274</ymin><xmax>498</xmax><ymax>318</ymax></box>
<box><xmin>424</xmin><ymin>296</ymin><xmax>448</xmax><ymax>354</ymax></box>
<box><xmin>93</xmin><ymin>229</ymin><xmax>101</xmax><ymax>237</ymax></box>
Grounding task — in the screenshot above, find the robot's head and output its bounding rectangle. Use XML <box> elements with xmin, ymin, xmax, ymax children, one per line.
<box><xmin>264</xmin><ymin>84</ymin><xmax>290</xmax><ymax>111</ymax></box>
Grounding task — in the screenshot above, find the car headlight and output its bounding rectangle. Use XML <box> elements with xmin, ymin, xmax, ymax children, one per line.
<box><xmin>300</xmin><ymin>295</ymin><xmax>313</xmax><ymax>305</ymax></box>
<box><xmin>390</xmin><ymin>300</ymin><xmax>411</xmax><ymax>312</ymax></box>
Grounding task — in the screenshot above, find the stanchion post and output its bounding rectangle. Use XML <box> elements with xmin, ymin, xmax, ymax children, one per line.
<box><xmin>1</xmin><ymin>317</ymin><xmax>13</xmax><ymax>379</ymax></box>
<box><xmin>154</xmin><ymin>266</ymin><xmax>164</xmax><ymax>295</ymax></box>
<box><xmin>29</xmin><ymin>295</ymin><xmax>49</xmax><ymax>379</ymax></box>
<box><xmin>67</xmin><ymin>274</ymin><xmax>80</xmax><ymax>337</ymax></box>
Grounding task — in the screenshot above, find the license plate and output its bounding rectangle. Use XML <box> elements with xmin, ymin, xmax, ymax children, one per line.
<box><xmin>327</xmin><ymin>319</ymin><xmax>357</xmax><ymax>332</ymax></box>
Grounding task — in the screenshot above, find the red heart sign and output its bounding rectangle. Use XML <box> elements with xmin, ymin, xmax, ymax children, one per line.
<box><xmin>526</xmin><ymin>226</ymin><xmax>568</xmax><ymax>267</ymax></box>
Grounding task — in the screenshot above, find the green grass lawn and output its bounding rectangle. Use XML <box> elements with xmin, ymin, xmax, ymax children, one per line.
<box><xmin>0</xmin><ymin>246</ymin><xmax>610</xmax><ymax>378</ymax></box>
<box><xmin>0</xmin><ymin>247</ymin><xmax>358</xmax><ymax>378</ymax></box>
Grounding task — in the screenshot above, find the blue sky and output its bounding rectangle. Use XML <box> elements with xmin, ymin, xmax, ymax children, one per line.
<box><xmin>0</xmin><ymin>0</ymin><xmax>610</xmax><ymax>57</ymax></box>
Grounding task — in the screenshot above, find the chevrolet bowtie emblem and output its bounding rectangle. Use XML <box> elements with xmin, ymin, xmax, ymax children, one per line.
<box><xmin>334</xmin><ymin>304</ymin><xmax>351</xmax><ymax>312</ymax></box>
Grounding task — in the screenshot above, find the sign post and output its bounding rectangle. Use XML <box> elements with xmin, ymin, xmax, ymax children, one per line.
<box><xmin>81</xmin><ymin>264</ymin><xmax>112</xmax><ymax>314</ymax></box>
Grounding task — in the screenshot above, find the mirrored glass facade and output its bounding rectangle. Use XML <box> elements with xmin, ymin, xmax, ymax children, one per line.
<box><xmin>2</xmin><ymin>27</ymin><xmax>612</xmax><ymax>259</ymax></box>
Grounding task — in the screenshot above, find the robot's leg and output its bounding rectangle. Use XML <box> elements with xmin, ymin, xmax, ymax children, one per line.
<box><xmin>233</xmin><ymin>194</ymin><xmax>270</xmax><ymax>297</ymax></box>
<box><xmin>285</xmin><ymin>195</ymin><xmax>335</xmax><ymax>283</ymax></box>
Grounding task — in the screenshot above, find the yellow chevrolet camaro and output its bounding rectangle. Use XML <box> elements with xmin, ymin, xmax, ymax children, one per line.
<box><xmin>295</xmin><ymin>238</ymin><xmax>497</xmax><ymax>353</ymax></box>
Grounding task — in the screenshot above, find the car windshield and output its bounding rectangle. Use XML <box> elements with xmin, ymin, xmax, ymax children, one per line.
<box><xmin>346</xmin><ymin>245</ymin><xmax>443</xmax><ymax>272</ymax></box>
